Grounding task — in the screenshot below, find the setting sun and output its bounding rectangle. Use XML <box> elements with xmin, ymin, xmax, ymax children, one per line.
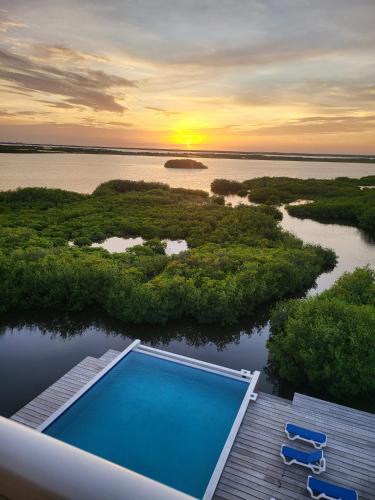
<box><xmin>171</xmin><ymin>129</ymin><xmax>206</xmax><ymax>148</ymax></box>
<box><xmin>169</xmin><ymin>118</ymin><xmax>207</xmax><ymax>148</ymax></box>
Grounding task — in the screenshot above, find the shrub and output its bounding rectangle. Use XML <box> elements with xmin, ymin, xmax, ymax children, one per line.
<box><xmin>211</xmin><ymin>179</ymin><xmax>244</xmax><ymax>195</ymax></box>
<box><xmin>268</xmin><ymin>268</ymin><xmax>375</xmax><ymax>403</ymax></box>
<box><xmin>73</xmin><ymin>236</ymin><xmax>92</xmax><ymax>247</ymax></box>
<box><xmin>93</xmin><ymin>179</ymin><xmax>170</xmax><ymax>196</ymax></box>
<box><xmin>210</xmin><ymin>195</ymin><xmax>225</xmax><ymax>205</ymax></box>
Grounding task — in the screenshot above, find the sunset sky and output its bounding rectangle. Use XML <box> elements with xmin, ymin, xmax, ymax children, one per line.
<box><xmin>0</xmin><ymin>1</ymin><xmax>374</xmax><ymax>153</ymax></box>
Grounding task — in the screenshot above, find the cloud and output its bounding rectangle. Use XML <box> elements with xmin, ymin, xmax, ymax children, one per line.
<box><xmin>0</xmin><ymin>47</ymin><xmax>137</xmax><ymax>112</ymax></box>
<box><xmin>159</xmin><ymin>31</ymin><xmax>375</xmax><ymax>68</ymax></box>
<box><xmin>76</xmin><ymin>1</ymin><xmax>375</xmax><ymax>69</ymax></box>
<box><xmin>250</xmin><ymin>115</ymin><xmax>375</xmax><ymax>136</ymax></box>
<box><xmin>32</xmin><ymin>44</ymin><xmax>109</xmax><ymax>63</ymax></box>
<box><xmin>164</xmin><ymin>42</ymin><xmax>326</xmax><ymax>68</ymax></box>
<box><xmin>106</xmin><ymin>121</ymin><xmax>133</xmax><ymax>127</ymax></box>
<box><xmin>0</xmin><ymin>10</ymin><xmax>26</xmax><ymax>32</ymax></box>
<box><xmin>0</xmin><ymin>122</ymin><xmax>162</xmax><ymax>149</ymax></box>
<box><xmin>0</xmin><ymin>109</ymin><xmax>44</xmax><ymax>117</ymax></box>
<box><xmin>145</xmin><ymin>106</ymin><xmax>182</xmax><ymax>116</ymax></box>
<box><xmin>236</xmin><ymin>81</ymin><xmax>375</xmax><ymax>111</ymax></box>
<box><xmin>37</xmin><ymin>100</ymin><xmax>80</xmax><ymax>110</ymax></box>
<box><xmin>82</xmin><ymin>116</ymin><xmax>133</xmax><ymax>128</ymax></box>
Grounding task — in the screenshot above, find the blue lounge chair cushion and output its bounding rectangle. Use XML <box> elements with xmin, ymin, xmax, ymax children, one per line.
<box><xmin>307</xmin><ymin>476</ymin><xmax>358</xmax><ymax>500</ymax></box>
<box><xmin>286</xmin><ymin>423</ymin><xmax>327</xmax><ymax>446</ymax></box>
<box><xmin>282</xmin><ymin>445</ymin><xmax>323</xmax><ymax>465</ymax></box>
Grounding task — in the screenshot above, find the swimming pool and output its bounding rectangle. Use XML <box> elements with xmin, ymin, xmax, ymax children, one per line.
<box><xmin>40</xmin><ymin>341</ymin><xmax>259</xmax><ymax>499</ymax></box>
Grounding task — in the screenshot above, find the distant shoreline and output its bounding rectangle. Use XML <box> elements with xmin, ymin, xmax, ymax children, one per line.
<box><xmin>1</xmin><ymin>143</ymin><xmax>374</xmax><ymax>163</ymax></box>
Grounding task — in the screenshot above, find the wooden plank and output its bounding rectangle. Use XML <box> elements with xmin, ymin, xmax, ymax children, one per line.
<box><xmin>35</xmin><ymin>393</ymin><xmax>67</xmax><ymax>406</ymax></box>
<box><xmin>11</xmin><ymin>414</ymin><xmax>40</xmax><ymax>428</ymax></box>
<box><xmin>43</xmin><ymin>385</ymin><xmax>77</xmax><ymax>397</ymax></box>
<box><xmin>294</xmin><ymin>393</ymin><xmax>375</xmax><ymax>420</ymax></box>
<box><xmin>21</xmin><ymin>403</ymin><xmax>54</xmax><ymax>418</ymax></box>
<box><xmin>292</xmin><ymin>406</ymin><xmax>375</xmax><ymax>434</ymax></box>
<box><xmin>292</xmin><ymin>394</ymin><xmax>375</xmax><ymax>432</ymax></box>
<box><xmin>224</xmin><ymin>464</ymin><xmax>308</xmax><ymax>497</ymax></box>
<box><xmin>99</xmin><ymin>349</ymin><xmax>120</xmax><ymax>362</ymax></box>
<box><xmin>215</xmin><ymin>483</ymin><xmax>260</xmax><ymax>500</ymax></box>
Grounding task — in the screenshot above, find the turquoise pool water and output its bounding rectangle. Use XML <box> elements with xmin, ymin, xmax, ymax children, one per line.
<box><xmin>43</xmin><ymin>351</ymin><xmax>248</xmax><ymax>498</ymax></box>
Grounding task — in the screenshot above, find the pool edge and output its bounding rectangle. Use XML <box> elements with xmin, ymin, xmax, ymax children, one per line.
<box><xmin>202</xmin><ymin>370</ymin><xmax>260</xmax><ymax>500</ymax></box>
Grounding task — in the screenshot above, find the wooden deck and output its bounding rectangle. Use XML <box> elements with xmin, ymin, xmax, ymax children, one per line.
<box><xmin>11</xmin><ymin>349</ymin><xmax>375</xmax><ymax>499</ymax></box>
<box><xmin>214</xmin><ymin>392</ymin><xmax>375</xmax><ymax>500</ymax></box>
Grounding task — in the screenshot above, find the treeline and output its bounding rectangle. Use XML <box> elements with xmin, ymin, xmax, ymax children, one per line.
<box><xmin>0</xmin><ymin>180</ymin><xmax>335</xmax><ymax>325</ymax></box>
<box><xmin>268</xmin><ymin>268</ymin><xmax>375</xmax><ymax>407</ymax></box>
<box><xmin>0</xmin><ymin>187</ymin><xmax>86</xmax><ymax>207</ymax></box>
<box><xmin>93</xmin><ymin>179</ymin><xmax>209</xmax><ymax>199</ymax></box>
<box><xmin>211</xmin><ymin>176</ymin><xmax>375</xmax><ymax>237</ymax></box>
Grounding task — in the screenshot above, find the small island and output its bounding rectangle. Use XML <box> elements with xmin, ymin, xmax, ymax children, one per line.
<box><xmin>164</xmin><ymin>159</ymin><xmax>208</xmax><ymax>169</ymax></box>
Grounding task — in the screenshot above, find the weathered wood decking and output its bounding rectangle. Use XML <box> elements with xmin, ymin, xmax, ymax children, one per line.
<box><xmin>214</xmin><ymin>392</ymin><xmax>375</xmax><ymax>500</ymax></box>
<box><xmin>11</xmin><ymin>350</ymin><xmax>375</xmax><ymax>499</ymax></box>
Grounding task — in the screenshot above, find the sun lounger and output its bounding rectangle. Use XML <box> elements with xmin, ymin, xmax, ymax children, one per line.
<box><xmin>307</xmin><ymin>476</ymin><xmax>358</xmax><ymax>500</ymax></box>
<box><xmin>285</xmin><ymin>422</ymin><xmax>327</xmax><ymax>449</ymax></box>
<box><xmin>280</xmin><ymin>445</ymin><xmax>326</xmax><ymax>474</ymax></box>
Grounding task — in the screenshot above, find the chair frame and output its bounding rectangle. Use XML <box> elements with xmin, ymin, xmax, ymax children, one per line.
<box><xmin>306</xmin><ymin>475</ymin><xmax>358</xmax><ymax>500</ymax></box>
<box><xmin>280</xmin><ymin>445</ymin><xmax>326</xmax><ymax>474</ymax></box>
<box><xmin>285</xmin><ymin>422</ymin><xmax>327</xmax><ymax>449</ymax></box>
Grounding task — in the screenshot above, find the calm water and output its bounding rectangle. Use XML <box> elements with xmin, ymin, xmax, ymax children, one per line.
<box><xmin>0</xmin><ymin>153</ymin><xmax>374</xmax><ymax>416</ymax></box>
<box><xmin>90</xmin><ymin>237</ymin><xmax>188</xmax><ymax>256</ymax></box>
<box><xmin>1</xmin><ymin>153</ymin><xmax>375</xmax><ymax>193</ymax></box>
<box><xmin>44</xmin><ymin>351</ymin><xmax>247</xmax><ymax>498</ymax></box>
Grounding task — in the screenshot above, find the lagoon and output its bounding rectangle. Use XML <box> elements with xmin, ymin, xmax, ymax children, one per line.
<box><xmin>1</xmin><ymin>153</ymin><xmax>375</xmax><ymax>194</ymax></box>
<box><xmin>0</xmin><ymin>153</ymin><xmax>374</xmax><ymax>416</ymax></box>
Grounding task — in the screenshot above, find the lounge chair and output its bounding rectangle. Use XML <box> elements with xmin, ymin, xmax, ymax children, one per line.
<box><xmin>280</xmin><ymin>445</ymin><xmax>326</xmax><ymax>474</ymax></box>
<box><xmin>307</xmin><ymin>476</ymin><xmax>358</xmax><ymax>500</ymax></box>
<box><xmin>285</xmin><ymin>422</ymin><xmax>327</xmax><ymax>449</ymax></box>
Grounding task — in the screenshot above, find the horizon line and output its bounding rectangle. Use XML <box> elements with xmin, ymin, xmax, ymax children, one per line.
<box><xmin>1</xmin><ymin>141</ymin><xmax>374</xmax><ymax>158</ymax></box>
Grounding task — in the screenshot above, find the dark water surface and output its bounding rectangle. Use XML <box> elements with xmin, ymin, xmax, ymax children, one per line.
<box><xmin>0</xmin><ymin>154</ymin><xmax>374</xmax><ymax>416</ymax></box>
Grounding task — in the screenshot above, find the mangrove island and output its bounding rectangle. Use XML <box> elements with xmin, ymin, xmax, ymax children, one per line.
<box><xmin>164</xmin><ymin>159</ymin><xmax>208</xmax><ymax>169</ymax></box>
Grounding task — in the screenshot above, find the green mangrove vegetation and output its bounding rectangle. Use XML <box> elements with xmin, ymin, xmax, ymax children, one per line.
<box><xmin>211</xmin><ymin>179</ymin><xmax>246</xmax><ymax>196</ymax></box>
<box><xmin>211</xmin><ymin>176</ymin><xmax>375</xmax><ymax>237</ymax></box>
<box><xmin>164</xmin><ymin>159</ymin><xmax>208</xmax><ymax>169</ymax></box>
<box><xmin>268</xmin><ymin>268</ymin><xmax>375</xmax><ymax>408</ymax></box>
<box><xmin>0</xmin><ymin>179</ymin><xmax>335</xmax><ymax>325</ymax></box>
